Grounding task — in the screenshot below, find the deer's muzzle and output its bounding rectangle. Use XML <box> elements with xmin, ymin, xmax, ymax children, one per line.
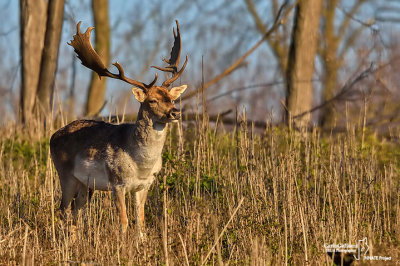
<box><xmin>168</xmin><ymin>108</ymin><xmax>180</xmax><ymax>120</ymax></box>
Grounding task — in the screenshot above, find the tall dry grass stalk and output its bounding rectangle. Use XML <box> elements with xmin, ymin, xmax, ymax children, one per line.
<box><xmin>0</xmin><ymin>108</ymin><xmax>399</xmax><ymax>265</ymax></box>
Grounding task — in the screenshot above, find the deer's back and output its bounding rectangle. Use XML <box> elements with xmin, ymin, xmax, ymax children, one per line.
<box><xmin>50</xmin><ymin>120</ymin><xmax>123</xmax><ymax>161</ymax></box>
<box><xmin>50</xmin><ymin>120</ymin><xmax>134</xmax><ymax>189</ymax></box>
<box><xmin>50</xmin><ymin>119</ymin><xmax>161</xmax><ymax>191</ymax></box>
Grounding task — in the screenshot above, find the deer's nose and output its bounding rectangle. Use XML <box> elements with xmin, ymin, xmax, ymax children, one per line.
<box><xmin>168</xmin><ymin>108</ymin><xmax>180</xmax><ymax>119</ymax></box>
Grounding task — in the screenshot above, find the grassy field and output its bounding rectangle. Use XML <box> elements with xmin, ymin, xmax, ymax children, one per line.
<box><xmin>0</xmin><ymin>113</ymin><xmax>399</xmax><ymax>265</ymax></box>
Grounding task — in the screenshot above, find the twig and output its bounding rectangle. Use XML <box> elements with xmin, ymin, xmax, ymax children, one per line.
<box><xmin>182</xmin><ymin>1</ymin><xmax>292</xmax><ymax>101</ymax></box>
<box><xmin>292</xmin><ymin>57</ymin><xmax>400</xmax><ymax>121</ymax></box>
<box><xmin>49</xmin><ymin>153</ymin><xmax>56</xmax><ymax>246</ymax></box>
<box><xmin>178</xmin><ymin>233</ymin><xmax>190</xmax><ymax>266</ymax></box>
<box><xmin>292</xmin><ymin>64</ymin><xmax>375</xmax><ymax>120</ymax></box>
<box><xmin>207</xmin><ymin>79</ymin><xmax>321</xmax><ymax>103</ymax></box>
<box><xmin>338</xmin><ymin>4</ymin><xmax>376</xmax><ymax>30</ymax></box>
<box><xmin>200</xmin><ymin>197</ymin><xmax>245</xmax><ymax>266</ymax></box>
<box><xmin>0</xmin><ymin>26</ymin><xmax>18</xmax><ymax>36</ymax></box>
<box><xmin>162</xmin><ymin>174</ymin><xmax>169</xmax><ymax>266</ymax></box>
<box><xmin>0</xmin><ymin>226</ymin><xmax>23</xmax><ymax>244</ymax></box>
<box><xmin>22</xmin><ymin>225</ymin><xmax>29</xmax><ymax>266</ymax></box>
<box><xmin>207</xmin><ymin>81</ymin><xmax>285</xmax><ymax>103</ymax></box>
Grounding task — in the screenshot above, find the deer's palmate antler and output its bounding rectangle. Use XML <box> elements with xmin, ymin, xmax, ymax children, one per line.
<box><xmin>152</xmin><ymin>20</ymin><xmax>188</xmax><ymax>87</ymax></box>
<box><xmin>68</xmin><ymin>21</ymin><xmax>158</xmax><ymax>91</ymax></box>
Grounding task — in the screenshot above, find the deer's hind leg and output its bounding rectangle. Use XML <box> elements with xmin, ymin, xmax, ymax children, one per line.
<box><xmin>59</xmin><ymin>173</ymin><xmax>80</xmax><ymax>218</ymax></box>
<box><xmin>71</xmin><ymin>181</ymin><xmax>94</xmax><ymax>216</ymax></box>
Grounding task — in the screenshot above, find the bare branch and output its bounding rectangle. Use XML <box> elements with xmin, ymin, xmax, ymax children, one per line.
<box><xmin>181</xmin><ymin>0</ymin><xmax>293</xmax><ymax>101</ymax></box>
<box><xmin>206</xmin><ymin>81</ymin><xmax>285</xmax><ymax>103</ymax></box>
<box><xmin>337</xmin><ymin>0</ymin><xmax>367</xmax><ymax>38</ymax></box>
<box><xmin>293</xmin><ymin>64</ymin><xmax>375</xmax><ymax>120</ymax></box>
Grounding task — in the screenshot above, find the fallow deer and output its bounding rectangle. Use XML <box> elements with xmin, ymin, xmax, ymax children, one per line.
<box><xmin>50</xmin><ymin>21</ymin><xmax>188</xmax><ymax>239</ymax></box>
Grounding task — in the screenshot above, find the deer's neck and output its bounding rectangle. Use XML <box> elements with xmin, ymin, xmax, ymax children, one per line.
<box><xmin>133</xmin><ymin>107</ymin><xmax>168</xmax><ymax>149</ymax></box>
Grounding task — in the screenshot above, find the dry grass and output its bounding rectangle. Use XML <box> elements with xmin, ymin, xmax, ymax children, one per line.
<box><xmin>0</xmin><ymin>112</ymin><xmax>399</xmax><ymax>265</ymax></box>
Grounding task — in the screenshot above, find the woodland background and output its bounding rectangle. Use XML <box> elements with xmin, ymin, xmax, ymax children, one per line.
<box><xmin>0</xmin><ymin>0</ymin><xmax>399</xmax><ymax>129</ymax></box>
<box><xmin>0</xmin><ymin>0</ymin><xmax>399</xmax><ymax>265</ymax></box>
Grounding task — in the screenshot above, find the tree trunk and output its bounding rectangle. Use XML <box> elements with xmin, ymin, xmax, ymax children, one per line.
<box><xmin>85</xmin><ymin>0</ymin><xmax>110</xmax><ymax>117</ymax></box>
<box><xmin>319</xmin><ymin>0</ymin><xmax>339</xmax><ymax>128</ymax></box>
<box><xmin>318</xmin><ymin>0</ymin><xmax>367</xmax><ymax>128</ymax></box>
<box><xmin>35</xmin><ymin>0</ymin><xmax>65</xmax><ymax>118</ymax></box>
<box><xmin>285</xmin><ymin>0</ymin><xmax>322</xmax><ymax>127</ymax></box>
<box><xmin>19</xmin><ymin>0</ymin><xmax>47</xmax><ymax>124</ymax></box>
<box><xmin>320</xmin><ymin>46</ymin><xmax>339</xmax><ymax>128</ymax></box>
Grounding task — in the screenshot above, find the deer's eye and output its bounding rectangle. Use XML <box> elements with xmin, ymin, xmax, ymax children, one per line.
<box><xmin>148</xmin><ymin>99</ymin><xmax>157</xmax><ymax>104</ymax></box>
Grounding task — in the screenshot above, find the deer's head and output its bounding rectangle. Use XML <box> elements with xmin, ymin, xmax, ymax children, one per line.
<box><xmin>131</xmin><ymin>85</ymin><xmax>186</xmax><ymax>123</ymax></box>
<box><xmin>68</xmin><ymin>20</ymin><xmax>188</xmax><ymax>123</ymax></box>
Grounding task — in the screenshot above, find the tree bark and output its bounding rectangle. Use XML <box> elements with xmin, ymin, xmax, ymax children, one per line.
<box><xmin>35</xmin><ymin>0</ymin><xmax>65</xmax><ymax>117</ymax></box>
<box><xmin>85</xmin><ymin>0</ymin><xmax>110</xmax><ymax>117</ymax></box>
<box><xmin>285</xmin><ymin>0</ymin><xmax>322</xmax><ymax>127</ymax></box>
<box><xmin>19</xmin><ymin>0</ymin><xmax>47</xmax><ymax>124</ymax></box>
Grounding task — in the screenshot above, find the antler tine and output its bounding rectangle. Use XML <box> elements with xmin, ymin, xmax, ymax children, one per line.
<box><xmin>173</xmin><ymin>20</ymin><xmax>181</xmax><ymax>67</ymax></box>
<box><xmin>151</xmin><ymin>20</ymin><xmax>188</xmax><ymax>87</ymax></box>
<box><xmin>76</xmin><ymin>21</ymin><xmax>82</xmax><ymax>34</ymax></box>
<box><xmin>162</xmin><ymin>55</ymin><xmax>188</xmax><ymax>87</ymax></box>
<box><xmin>69</xmin><ymin>21</ymin><xmax>156</xmax><ymax>91</ymax></box>
<box><xmin>110</xmin><ymin>62</ymin><xmax>158</xmax><ymax>90</ymax></box>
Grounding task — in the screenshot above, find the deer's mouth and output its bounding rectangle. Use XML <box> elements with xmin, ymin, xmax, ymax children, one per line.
<box><xmin>167</xmin><ymin>111</ymin><xmax>180</xmax><ymax>120</ymax></box>
<box><xmin>153</xmin><ymin>112</ymin><xmax>181</xmax><ymax>123</ymax></box>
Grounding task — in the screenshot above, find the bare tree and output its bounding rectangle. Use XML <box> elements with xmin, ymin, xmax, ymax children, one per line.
<box><xmin>319</xmin><ymin>0</ymin><xmax>368</xmax><ymax>128</ymax></box>
<box><xmin>85</xmin><ymin>0</ymin><xmax>110</xmax><ymax>116</ymax></box>
<box><xmin>19</xmin><ymin>0</ymin><xmax>47</xmax><ymax>123</ymax></box>
<box><xmin>35</xmin><ymin>0</ymin><xmax>65</xmax><ymax>118</ymax></box>
<box><xmin>286</xmin><ymin>0</ymin><xmax>322</xmax><ymax>126</ymax></box>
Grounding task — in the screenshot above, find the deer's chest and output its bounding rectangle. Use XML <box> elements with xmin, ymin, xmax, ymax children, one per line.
<box><xmin>106</xmin><ymin>144</ymin><xmax>162</xmax><ymax>190</ymax></box>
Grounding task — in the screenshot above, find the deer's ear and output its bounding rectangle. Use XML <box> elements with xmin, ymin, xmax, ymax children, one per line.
<box><xmin>169</xmin><ymin>85</ymin><xmax>187</xmax><ymax>100</ymax></box>
<box><xmin>132</xmin><ymin>88</ymin><xmax>147</xmax><ymax>102</ymax></box>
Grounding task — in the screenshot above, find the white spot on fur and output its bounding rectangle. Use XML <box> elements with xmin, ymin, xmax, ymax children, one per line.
<box><xmin>73</xmin><ymin>155</ymin><xmax>111</xmax><ymax>190</ymax></box>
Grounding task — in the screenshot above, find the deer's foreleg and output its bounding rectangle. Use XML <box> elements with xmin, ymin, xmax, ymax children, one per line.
<box><xmin>113</xmin><ymin>186</ymin><xmax>128</xmax><ymax>233</ymax></box>
<box><xmin>135</xmin><ymin>187</ymin><xmax>149</xmax><ymax>240</ymax></box>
